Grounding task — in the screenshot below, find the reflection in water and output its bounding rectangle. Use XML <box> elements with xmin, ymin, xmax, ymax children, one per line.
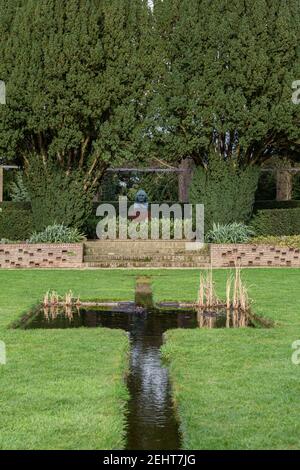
<box><xmin>21</xmin><ymin>305</ymin><xmax>254</xmax><ymax>450</ymax></box>
<box><xmin>197</xmin><ymin>308</ymin><xmax>252</xmax><ymax>328</ymax></box>
<box><xmin>125</xmin><ymin>310</ymin><xmax>197</xmax><ymax>450</ymax></box>
<box><xmin>28</xmin><ymin>305</ymin><xmax>252</xmax><ymax>330</ymax></box>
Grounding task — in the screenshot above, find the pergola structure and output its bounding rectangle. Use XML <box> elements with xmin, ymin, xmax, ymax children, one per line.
<box><xmin>0</xmin><ymin>161</ymin><xmax>299</xmax><ymax>203</ymax></box>
<box><xmin>106</xmin><ymin>163</ymin><xmax>300</xmax><ymax>202</ymax></box>
<box><xmin>106</xmin><ymin>157</ymin><xmax>196</xmax><ymax>203</ymax></box>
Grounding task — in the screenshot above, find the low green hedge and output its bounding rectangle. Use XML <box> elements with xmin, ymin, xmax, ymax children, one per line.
<box><xmin>251</xmin><ymin>235</ymin><xmax>300</xmax><ymax>249</ymax></box>
<box><xmin>0</xmin><ymin>202</ymin><xmax>34</xmax><ymax>241</ymax></box>
<box><xmin>254</xmin><ymin>200</ymin><xmax>300</xmax><ymax>211</ymax></box>
<box><xmin>251</xmin><ymin>208</ymin><xmax>300</xmax><ymax>236</ymax></box>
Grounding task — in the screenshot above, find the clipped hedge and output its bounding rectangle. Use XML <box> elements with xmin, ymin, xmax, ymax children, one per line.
<box><xmin>0</xmin><ymin>202</ymin><xmax>34</xmax><ymax>241</ymax></box>
<box><xmin>251</xmin><ymin>235</ymin><xmax>300</xmax><ymax>249</ymax></box>
<box><xmin>251</xmin><ymin>208</ymin><xmax>300</xmax><ymax>236</ymax></box>
<box><xmin>189</xmin><ymin>154</ymin><xmax>259</xmax><ymax>231</ymax></box>
<box><xmin>254</xmin><ymin>200</ymin><xmax>300</xmax><ymax>211</ymax></box>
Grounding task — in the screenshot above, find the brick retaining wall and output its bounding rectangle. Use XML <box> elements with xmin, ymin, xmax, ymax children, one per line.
<box><xmin>1</xmin><ymin>242</ymin><xmax>300</xmax><ymax>268</ymax></box>
<box><xmin>0</xmin><ymin>243</ymin><xmax>83</xmax><ymax>268</ymax></box>
<box><xmin>211</xmin><ymin>244</ymin><xmax>300</xmax><ymax>268</ymax></box>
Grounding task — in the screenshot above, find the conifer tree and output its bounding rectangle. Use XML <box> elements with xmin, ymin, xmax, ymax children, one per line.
<box><xmin>150</xmin><ymin>0</ymin><xmax>300</xmax><ymax>167</ymax></box>
<box><xmin>0</xmin><ymin>0</ymin><xmax>153</xmax><ymax>192</ymax></box>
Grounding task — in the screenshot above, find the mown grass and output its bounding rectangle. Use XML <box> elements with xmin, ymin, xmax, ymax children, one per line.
<box><xmin>0</xmin><ymin>270</ymin><xmax>134</xmax><ymax>450</ymax></box>
<box><xmin>1</xmin><ymin>268</ymin><xmax>300</xmax><ymax>449</ymax></box>
<box><xmin>157</xmin><ymin>268</ymin><xmax>300</xmax><ymax>449</ymax></box>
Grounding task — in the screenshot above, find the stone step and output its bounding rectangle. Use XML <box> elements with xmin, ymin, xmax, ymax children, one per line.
<box><xmin>84</xmin><ymin>251</ymin><xmax>205</xmax><ymax>258</ymax></box>
<box><xmin>84</xmin><ymin>246</ymin><xmax>203</xmax><ymax>252</ymax></box>
<box><xmin>83</xmin><ymin>241</ymin><xmax>209</xmax><ymax>267</ymax></box>
<box><xmin>83</xmin><ymin>261</ymin><xmax>210</xmax><ymax>268</ymax></box>
<box><xmin>84</xmin><ymin>241</ymin><xmax>202</xmax><ymax>252</ymax></box>
<box><xmin>83</xmin><ymin>254</ymin><xmax>209</xmax><ymax>262</ymax></box>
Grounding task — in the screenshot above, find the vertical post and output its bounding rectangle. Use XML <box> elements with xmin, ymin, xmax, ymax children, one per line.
<box><xmin>276</xmin><ymin>169</ymin><xmax>292</xmax><ymax>201</ymax></box>
<box><xmin>0</xmin><ymin>166</ymin><xmax>3</xmax><ymax>203</ymax></box>
<box><xmin>178</xmin><ymin>158</ymin><xmax>195</xmax><ymax>203</ymax></box>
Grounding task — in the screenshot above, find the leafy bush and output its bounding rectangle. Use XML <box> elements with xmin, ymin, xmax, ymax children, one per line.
<box><xmin>10</xmin><ymin>172</ymin><xmax>30</xmax><ymax>202</ymax></box>
<box><xmin>205</xmin><ymin>222</ymin><xmax>254</xmax><ymax>244</ymax></box>
<box><xmin>189</xmin><ymin>153</ymin><xmax>259</xmax><ymax>231</ymax></box>
<box><xmin>293</xmin><ymin>173</ymin><xmax>300</xmax><ymax>200</ymax></box>
<box><xmin>250</xmin><ymin>208</ymin><xmax>300</xmax><ymax>236</ymax></box>
<box><xmin>0</xmin><ymin>202</ymin><xmax>34</xmax><ymax>241</ymax></box>
<box><xmin>28</xmin><ymin>224</ymin><xmax>85</xmax><ymax>244</ymax></box>
<box><xmin>251</xmin><ymin>235</ymin><xmax>300</xmax><ymax>249</ymax></box>
<box><xmin>84</xmin><ymin>213</ymin><xmax>99</xmax><ymax>239</ymax></box>
<box><xmin>0</xmin><ymin>238</ymin><xmax>12</xmax><ymax>244</ymax></box>
<box><xmin>24</xmin><ymin>155</ymin><xmax>94</xmax><ymax>231</ymax></box>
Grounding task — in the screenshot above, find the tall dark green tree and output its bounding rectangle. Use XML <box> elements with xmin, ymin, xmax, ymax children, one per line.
<box><xmin>149</xmin><ymin>0</ymin><xmax>300</xmax><ymax>167</ymax></box>
<box><xmin>0</xmin><ymin>0</ymin><xmax>153</xmax><ymax>198</ymax></box>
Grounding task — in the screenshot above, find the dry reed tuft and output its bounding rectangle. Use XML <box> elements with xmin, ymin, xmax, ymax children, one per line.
<box><xmin>197</xmin><ymin>268</ymin><xmax>219</xmax><ymax>308</ymax></box>
<box><xmin>196</xmin><ymin>265</ymin><xmax>251</xmax><ymax>329</ymax></box>
<box><xmin>42</xmin><ymin>290</ymin><xmax>80</xmax><ymax>307</ymax></box>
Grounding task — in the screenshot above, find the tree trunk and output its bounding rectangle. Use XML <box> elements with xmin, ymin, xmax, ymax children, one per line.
<box><xmin>178</xmin><ymin>158</ymin><xmax>195</xmax><ymax>203</ymax></box>
<box><xmin>276</xmin><ymin>170</ymin><xmax>292</xmax><ymax>201</ymax></box>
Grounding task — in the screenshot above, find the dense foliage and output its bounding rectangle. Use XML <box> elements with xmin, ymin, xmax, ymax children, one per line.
<box><xmin>0</xmin><ymin>1</ymin><xmax>300</xmax><ymax>232</ymax></box>
<box><xmin>251</xmin><ymin>208</ymin><xmax>300</xmax><ymax>235</ymax></box>
<box><xmin>0</xmin><ymin>202</ymin><xmax>33</xmax><ymax>240</ymax></box>
<box><xmin>251</xmin><ymin>235</ymin><xmax>300</xmax><ymax>248</ymax></box>
<box><xmin>24</xmin><ymin>155</ymin><xmax>93</xmax><ymax>231</ymax></box>
<box><xmin>0</xmin><ymin>0</ymin><xmax>154</xmax><ymax>195</ymax></box>
<box><xmin>190</xmin><ymin>153</ymin><xmax>259</xmax><ymax>230</ymax></box>
<box><xmin>149</xmin><ymin>0</ymin><xmax>300</xmax><ymax>167</ymax></box>
<box><xmin>9</xmin><ymin>172</ymin><xmax>30</xmax><ymax>202</ymax></box>
<box><xmin>254</xmin><ymin>200</ymin><xmax>300</xmax><ymax>210</ymax></box>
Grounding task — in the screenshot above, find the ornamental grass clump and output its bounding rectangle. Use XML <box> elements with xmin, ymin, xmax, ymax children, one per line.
<box><xmin>29</xmin><ymin>224</ymin><xmax>85</xmax><ymax>244</ymax></box>
<box><xmin>205</xmin><ymin>222</ymin><xmax>255</xmax><ymax>244</ymax></box>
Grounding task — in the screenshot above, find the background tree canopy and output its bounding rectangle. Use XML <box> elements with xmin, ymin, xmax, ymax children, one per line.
<box><xmin>0</xmin><ymin>0</ymin><xmax>300</xmax><ymax>235</ymax></box>
<box><xmin>0</xmin><ymin>0</ymin><xmax>154</xmax><ymax>191</ymax></box>
<box><xmin>148</xmin><ymin>0</ymin><xmax>300</xmax><ymax>167</ymax></box>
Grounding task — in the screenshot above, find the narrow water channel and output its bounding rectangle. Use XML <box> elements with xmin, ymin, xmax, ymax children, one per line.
<box><xmin>19</xmin><ymin>286</ymin><xmax>254</xmax><ymax>449</ymax></box>
<box><xmin>20</xmin><ymin>305</ymin><xmax>197</xmax><ymax>449</ymax></box>
<box><xmin>125</xmin><ymin>308</ymin><xmax>197</xmax><ymax>450</ymax></box>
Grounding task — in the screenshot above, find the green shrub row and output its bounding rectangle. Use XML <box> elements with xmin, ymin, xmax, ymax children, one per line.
<box><xmin>251</xmin><ymin>235</ymin><xmax>300</xmax><ymax>248</ymax></box>
<box><xmin>254</xmin><ymin>200</ymin><xmax>300</xmax><ymax>211</ymax></box>
<box><xmin>0</xmin><ymin>202</ymin><xmax>34</xmax><ymax>241</ymax></box>
<box><xmin>251</xmin><ymin>208</ymin><xmax>300</xmax><ymax>236</ymax></box>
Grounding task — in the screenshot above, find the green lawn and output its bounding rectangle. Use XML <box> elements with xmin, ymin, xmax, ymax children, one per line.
<box><xmin>157</xmin><ymin>269</ymin><xmax>300</xmax><ymax>449</ymax></box>
<box><xmin>0</xmin><ymin>270</ymin><xmax>134</xmax><ymax>450</ymax></box>
<box><xmin>0</xmin><ymin>268</ymin><xmax>300</xmax><ymax>449</ymax></box>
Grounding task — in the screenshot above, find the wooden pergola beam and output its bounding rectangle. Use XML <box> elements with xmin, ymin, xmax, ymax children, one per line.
<box><xmin>107</xmin><ymin>167</ymin><xmax>300</xmax><ymax>174</ymax></box>
<box><xmin>106</xmin><ymin>167</ymin><xmax>187</xmax><ymax>173</ymax></box>
<box><xmin>261</xmin><ymin>168</ymin><xmax>300</xmax><ymax>173</ymax></box>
